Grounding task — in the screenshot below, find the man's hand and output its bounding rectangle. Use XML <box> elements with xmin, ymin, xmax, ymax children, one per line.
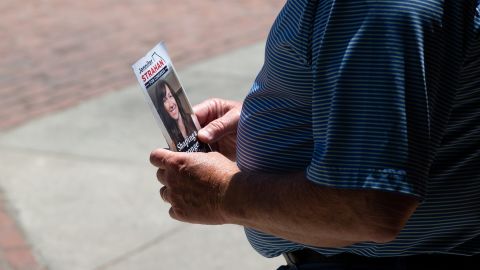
<box><xmin>149</xmin><ymin>147</ymin><xmax>419</xmax><ymax>246</ymax></box>
<box><xmin>150</xmin><ymin>148</ymin><xmax>240</xmax><ymax>225</ymax></box>
<box><xmin>193</xmin><ymin>99</ymin><xmax>242</xmax><ymax>161</ymax></box>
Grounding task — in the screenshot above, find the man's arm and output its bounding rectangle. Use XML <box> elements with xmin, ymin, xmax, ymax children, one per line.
<box><xmin>224</xmin><ymin>170</ymin><xmax>419</xmax><ymax>247</ymax></box>
<box><xmin>151</xmin><ymin>98</ymin><xmax>419</xmax><ymax>248</ymax></box>
<box><xmin>151</xmin><ymin>148</ymin><xmax>419</xmax><ymax>248</ymax></box>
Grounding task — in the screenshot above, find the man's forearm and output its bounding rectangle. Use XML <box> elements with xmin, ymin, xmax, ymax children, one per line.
<box><xmin>222</xmin><ymin>171</ymin><xmax>419</xmax><ymax>248</ymax></box>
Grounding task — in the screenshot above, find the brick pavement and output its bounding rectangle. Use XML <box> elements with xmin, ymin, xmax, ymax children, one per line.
<box><xmin>0</xmin><ymin>0</ymin><xmax>285</xmax><ymax>131</ymax></box>
<box><xmin>0</xmin><ymin>191</ymin><xmax>45</xmax><ymax>270</ymax></box>
<box><xmin>0</xmin><ymin>0</ymin><xmax>285</xmax><ymax>268</ymax></box>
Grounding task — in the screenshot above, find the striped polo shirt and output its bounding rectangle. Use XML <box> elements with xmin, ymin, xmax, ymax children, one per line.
<box><xmin>237</xmin><ymin>0</ymin><xmax>480</xmax><ymax>258</ymax></box>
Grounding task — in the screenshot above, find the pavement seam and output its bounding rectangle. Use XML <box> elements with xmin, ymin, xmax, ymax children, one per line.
<box><xmin>93</xmin><ymin>225</ymin><xmax>188</xmax><ymax>270</ymax></box>
<box><xmin>0</xmin><ymin>144</ymin><xmax>148</xmax><ymax>167</ymax></box>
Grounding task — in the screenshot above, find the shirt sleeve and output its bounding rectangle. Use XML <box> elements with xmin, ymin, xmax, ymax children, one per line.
<box><xmin>306</xmin><ymin>2</ymin><xmax>446</xmax><ymax>200</ymax></box>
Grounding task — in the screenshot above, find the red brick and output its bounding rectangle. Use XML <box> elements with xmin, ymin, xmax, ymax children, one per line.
<box><xmin>4</xmin><ymin>248</ymin><xmax>42</xmax><ymax>270</ymax></box>
<box><xmin>0</xmin><ymin>209</ymin><xmax>15</xmax><ymax>229</ymax></box>
<box><xmin>0</xmin><ymin>193</ymin><xmax>44</xmax><ymax>270</ymax></box>
<box><xmin>0</xmin><ymin>227</ymin><xmax>28</xmax><ymax>249</ymax></box>
<box><xmin>0</xmin><ymin>0</ymin><xmax>285</xmax><ymax>130</ymax></box>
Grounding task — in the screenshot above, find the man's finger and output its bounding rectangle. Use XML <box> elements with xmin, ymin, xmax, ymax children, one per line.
<box><xmin>150</xmin><ymin>148</ymin><xmax>173</xmax><ymax>168</ymax></box>
<box><xmin>198</xmin><ymin>109</ymin><xmax>239</xmax><ymax>143</ymax></box>
<box><xmin>193</xmin><ymin>99</ymin><xmax>216</xmax><ymax>126</ymax></box>
<box><xmin>159</xmin><ymin>186</ymin><xmax>169</xmax><ymax>203</ymax></box>
<box><xmin>169</xmin><ymin>207</ymin><xmax>187</xmax><ymax>222</ymax></box>
<box><xmin>156</xmin><ymin>168</ymin><xmax>167</xmax><ymax>185</ymax></box>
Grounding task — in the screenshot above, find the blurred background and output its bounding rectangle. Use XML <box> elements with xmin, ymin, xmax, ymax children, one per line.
<box><xmin>0</xmin><ymin>1</ymin><xmax>285</xmax><ymax>269</ymax></box>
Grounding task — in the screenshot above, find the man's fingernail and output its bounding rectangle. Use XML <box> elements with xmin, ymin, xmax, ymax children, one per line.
<box><xmin>198</xmin><ymin>129</ymin><xmax>212</xmax><ymax>141</ymax></box>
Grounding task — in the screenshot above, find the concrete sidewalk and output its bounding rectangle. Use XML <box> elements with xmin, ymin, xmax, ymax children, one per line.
<box><xmin>0</xmin><ymin>43</ymin><xmax>284</xmax><ymax>270</ymax></box>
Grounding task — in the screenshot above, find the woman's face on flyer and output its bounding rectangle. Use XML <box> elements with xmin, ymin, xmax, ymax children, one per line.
<box><xmin>163</xmin><ymin>86</ymin><xmax>179</xmax><ymax>120</ymax></box>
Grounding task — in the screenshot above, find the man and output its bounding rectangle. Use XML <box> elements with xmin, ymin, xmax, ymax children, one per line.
<box><xmin>150</xmin><ymin>0</ymin><xmax>480</xmax><ymax>269</ymax></box>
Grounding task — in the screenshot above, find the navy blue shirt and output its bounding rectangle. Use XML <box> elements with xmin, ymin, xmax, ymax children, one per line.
<box><xmin>237</xmin><ymin>0</ymin><xmax>480</xmax><ymax>258</ymax></box>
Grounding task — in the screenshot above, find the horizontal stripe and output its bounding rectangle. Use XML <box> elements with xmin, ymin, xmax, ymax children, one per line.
<box><xmin>237</xmin><ymin>0</ymin><xmax>480</xmax><ymax>258</ymax></box>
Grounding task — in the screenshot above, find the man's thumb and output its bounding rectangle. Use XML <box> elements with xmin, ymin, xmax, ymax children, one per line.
<box><xmin>198</xmin><ymin>118</ymin><xmax>231</xmax><ymax>143</ymax></box>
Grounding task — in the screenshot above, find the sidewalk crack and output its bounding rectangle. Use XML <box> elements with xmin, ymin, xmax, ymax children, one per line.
<box><xmin>93</xmin><ymin>225</ymin><xmax>187</xmax><ymax>270</ymax></box>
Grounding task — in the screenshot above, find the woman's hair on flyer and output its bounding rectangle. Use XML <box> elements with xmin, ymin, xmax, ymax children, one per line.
<box><xmin>153</xmin><ymin>80</ymin><xmax>197</xmax><ymax>148</ymax></box>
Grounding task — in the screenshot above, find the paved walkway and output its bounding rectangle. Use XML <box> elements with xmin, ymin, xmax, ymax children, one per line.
<box><xmin>0</xmin><ymin>1</ymin><xmax>286</xmax><ymax>269</ymax></box>
<box><xmin>0</xmin><ymin>43</ymin><xmax>285</xmax><ymax>270</ymax></box>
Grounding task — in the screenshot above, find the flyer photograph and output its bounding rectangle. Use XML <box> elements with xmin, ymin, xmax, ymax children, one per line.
<box><xmin>132</xmin><ymin>43</ymin><xmax>210</xmax><ymax>152</ymax></box>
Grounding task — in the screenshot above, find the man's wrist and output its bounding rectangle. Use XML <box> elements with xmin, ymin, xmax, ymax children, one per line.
<box><xmin>220</xmin><ymin>170</ymin><xmax>251</xmax><ymax>226</ymax></box>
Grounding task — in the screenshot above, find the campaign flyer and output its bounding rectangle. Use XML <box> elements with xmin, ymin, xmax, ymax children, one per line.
<box><xmin>132</xmin><ymin>43</ymin><xmax>210</xmax><ymax>152</ymax></box>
